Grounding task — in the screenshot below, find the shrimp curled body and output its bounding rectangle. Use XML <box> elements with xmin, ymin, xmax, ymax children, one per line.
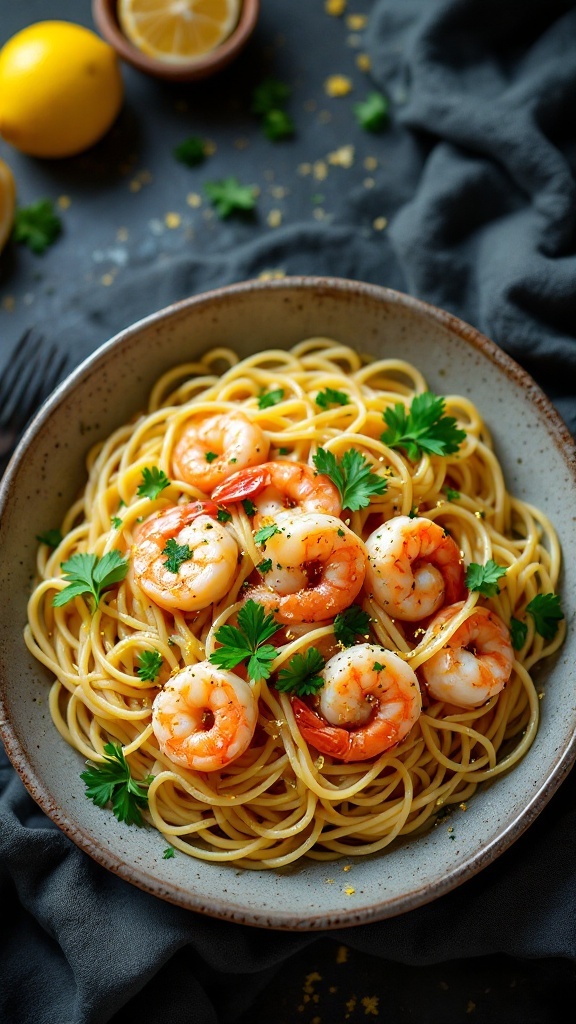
<box><xmin>211</xmin><ymin>460</ymin><xmax>342</xmax><ymax>524</ymax></box>
<box><xmin>365</xmin><ymin>515</ymin><xmax>465</xmax><ymax>621</ymax></box>
<box><xmin>152</xmin><ymin>662</ymin><xmax>258</xmax><ymax>772</ymax></box>
<box><xmin>131</xmin><ymin>501</ymin><xmax>238</xmax><ymax>612</ymax></box>
<box><xmin>292</xmin><ymin>644</ymin><xmax>422</xmax><ymax>762</ymax></box>
<box><xmin>421</xmin><ymin>602</ymin><xmax>514</xmax><ymax>708</ymax></box>
<box><xmin>171</xmin><ymin>411</ymin><xmax>269</xmax><ymax>492</ymax></box>
<box><xmin>249</xmin><ymin>511</ymin><xmax>366</xmax><ymax>624</ymax></box>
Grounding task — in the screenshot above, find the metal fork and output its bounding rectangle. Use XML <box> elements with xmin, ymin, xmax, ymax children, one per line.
<box><xmin>0</xmin><ymin>329</ymin><xmax>69</xmax><ymax>473</ymax></box>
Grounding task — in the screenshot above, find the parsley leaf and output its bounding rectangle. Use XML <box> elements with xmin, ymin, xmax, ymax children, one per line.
<box><xmin>276</xmin><ymin>648</ymin><xmax>325</xmax><ymax>696</ymax></box>
<box><xmin>217</xmin><ymin>508</ymin><xmax>232</xmax><ymax>523</ymax></box>
<box><xmin>262</xmin><ymin>109</ymin><xmax>295</xmax><ymax>141</ymax></box>
<box><xmin>256</xmin><ymin>558</ymin><xmax>273</xmax><ymax>575</ymax></box>
<box><xmin>381</xmin><ymin>392</ymin><xmax>467</xmax><ymax>460</ymax></box>
<box><xmin>510</xmin><ymin>617</ymin><xmax>528</xmax><ymax>651</ymax></box>
<box><xmin>163</xmin><ymin>846</ymin><xmax>176</xmax><ymax>859</ymax></box>
<box><xmin>465</xmin><ymin>560</ymin><xmax>507</xmax><ymax>597</ymax></box>
<box><xmin>80</xmin><ymin>741</ymin><xmax>153</xmax><ymax>826</ymax></box>
<box><xmin>52</xmin><ymin>551</ymin><xmax>129</xmax><ymax>610</ymax></box>
<box><xmin>252</xmin><ymin>78</ymin><xmax>291</xmax><ymax>115</ymax></box>
<box><xmin>354</xmin><ymin>91</ymin><xmax>389</xmax><ymax>132</ymax></box>
<box><xmin>137</xmin><ymin>649</ymin><xmax>163</xmax><ymax>682</ymax></box>
<box><xmin>312</xmin><ymin>448</ymin><xmax>387</xmax><ymax>511</ymax></box>
<box><xmin>204</xmin><ymin>177</ymin><xmax>257</xmax><ymax>219</ymax></box>
<box><xmin>13</xmin><ymin>199</ymin><xmax>62</xmax><ymax>254</ymax></box>
<box><xmin>162</xmin><ymin>538</ymin><xmax>192</xmax><ymax>573</ymax></box>
<box><xmin>254</xmin><ymin>523</ymin><xmax>280</xmax><ymax>545</ymax></box>
<box><xmin>315</xmin><ymin>387</ymin><xmax>349</xmax><ymax>409</ymax></box>
<box><xmin>36</xmin><ymin>528</ymin><xmax>63</xmax><ymax>549</ymax></box>
<box><xmin>137</xmin><ymin>466</ymin><xmax>170</xmax><ymax>500</ymax></box>
<box><xmin>445</xmin><ymin>487</ymin><xmax>461</xmax><ymax>501</ymax></box>
<box><xmin>334</xmin><ymin>605</ymin><xmax>371</xmax><ymax>647</ymax></box>
<box><xmin>526</xmin><ymin>593</ymin><xmax>564</xmax><ymax>641</ymax></box>
<box><xmin>111</xmin><ymin>517</ymin><xmax>123</xmax><ymax>530</ymax></box>
<box><xmin>205</xmin><ymin>451</ymin><xmax>218</xmax><ymax>463</ymax></box>
<box><xmin>258</xmin><ymin>388</ymin><xmax>284</xmax><ymax>409</ymax></box>
<box><xmin>209</xmin><ymin>599</ymin><xmax>281</xmax><ymax>681</ymax></box>
<box><xmin>242</xmin><ymin>498</ymin><xmax>258</xmax><ymax>517</ymax></box>
<box><xmin>173</xmin><ymin>136</ymin><xmax>207</xmax><ymax>167</ymax></box>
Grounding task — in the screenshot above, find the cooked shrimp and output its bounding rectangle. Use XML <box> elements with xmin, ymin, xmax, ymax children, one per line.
<box><xmin>420</xmin><ymin>602</ymin><xmax>514</xmax><ymax>707</ymax></box>
<box><xmin>292</xmin><ymin>644</ymin><xmax>421</xmax><ymax>762</ymax></box>
<box><xmin>152</xmin><ymin>662</ymin><xmax>258</xmax><ymax>772</ymax></box>
<box><xmin>365</xmin><ymin>515</ymin><xmax>465</xmax><ymax>621</ymax></box>
<box><xmin>249</xmin><ymin>512</ymin><xmax>366</xmax><ymax>624</ymax></box>
<box><xmin>171</xmin><ymin>411</ymin><xmax>269</xmax><ymax>492</ymax></box>
<box><xmin>211</xmin><ymin>460</ymin><xmax>341</xmax><ymax>523</ymax></box>
<box><xmin>131</xmin><ymin>501</ymin><xmax>238</xmax><ymax>612</ymax></box>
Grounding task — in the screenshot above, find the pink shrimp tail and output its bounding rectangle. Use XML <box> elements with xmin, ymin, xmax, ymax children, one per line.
<box><xmin>292</xmin><ymin>698</ymin><xmax>397</xmax><ymax>762</ymax></box>
<box><xmin>186</xmin><ymin>500</ymin><xmax>220</xmax><ymax>519</ymax></box>
<box><xmin>431</xmin><ymin>534</ymin><xmax>466</xmax><ymax>604</ymax></box>
<box><xmin>211</xmin><ymin>466</ymin><xmax>272</xmax><ymax>503</ymax></box>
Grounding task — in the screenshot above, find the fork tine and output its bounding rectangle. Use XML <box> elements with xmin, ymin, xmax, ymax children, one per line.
<box><xmin>0</xmin><ymin>329</ymin><xmax>44</xmax><ymax>402</ymax></box>
<box><xmin>4</xmin><ymin>345</ymin><xmax>66</xmax><ymax>430</ymax></box>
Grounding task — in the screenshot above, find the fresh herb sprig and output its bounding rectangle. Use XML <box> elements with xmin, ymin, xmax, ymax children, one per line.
<box><xmin>354</xmin><ymin>91</ymin><xmax>389</xmax><ymax>132</ymax></box>
<box><xmin>137</xmin><ymin>649</ymin><xmax>163</xmax><ymax>683</ymax></box>
<box><xmin>52</xmin><ymin>551</ymin><xmax>129</xmax><ymax>610</ymax></box>
<box><xmin>80</xmin><ymin>742</ymin><xmax>153</xmax><ymax>826</ymax></box>
<box><xmin>381</xmin><ymin>392</ymin><xmax>466</xmax><ymax>460</ymax></box>
<box><xmin>36</xmin><ymin>528</ymin><xmax>63</xmax><ymax>549</ymax></box>
<box><xmin>209</xmin><ymin>599</ymin><xmax>281</xmax><ymax>681</ymax></box>
<box><xmin>510</xmin><ymin>593</ymin><xmax>564</xmax><ymax>649</ymax></box>
<box><xmin>204</xmin><ymin>177</ymin><xmax>257</xmax><ymax>219</ymax></box>
<box><xmin>162</xmin><ymin>539</ymin><xmax>192</xmax><ymax>573</ymax></box>
<box><xmin>258</xmin><ymin>388</ymin><xmax>284</xmax><ymax>410</ymax></box>
<box><xmin>173</xmin><ymin>136</ymin><xmax>207</xmax><ymax>167</ymax></box>
<box><xmin>252</xmin><ymin>78</ymin><xmax>295</xmax><ymax>141</ymax></box>
<box><xmin>137</xmin><ymin>466</ymin><xmax>170</xmax><ymax>500</ymax></box>
<box><xmin>334</xmin><ymin>605</ymin><xmax>371</xmax><ymax>647</ymax></box>
<box><xmin>13</xmin><ymin>199</ymin><xmax>62</xmax><ymax>254</ymax></box>
<box><xmin>276</xmin><ymin>648</ymin><xmax>325</xmax><ymax>696</ymax></box>
<box><xmin>465</xmin><ymin>560</ymin><xmax>507</xmax><ymax>598</ymax></box>
<box><xmin>313</xmin><ymin>448</ymin><xmax>387</xmax><ymax>511</ymax></box>
<box><xmin>315</xmin><ymin>387</ymin><xmax>349</xmax><ymax>409</ymax></box>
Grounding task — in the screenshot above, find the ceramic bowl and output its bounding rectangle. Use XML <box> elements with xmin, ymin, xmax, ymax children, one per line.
<box><xmin>92</xmin><ymin>0</ymin><xmax>260</xmax><ymax>82</ymax></box>
<box><xmin>1</xmin><ymin>277</ymin><xmax>575</xmax><ymax>929</ymax></box>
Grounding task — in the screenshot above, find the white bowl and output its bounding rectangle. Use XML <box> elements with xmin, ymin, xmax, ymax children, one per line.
<box><xmin>1</xmin><ymin>277</ymin><xmax>575</xmax><ymax>929</ymax></box>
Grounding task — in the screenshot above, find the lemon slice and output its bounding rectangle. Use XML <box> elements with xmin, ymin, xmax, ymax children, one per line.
<box><xmin>0</xmin><ymin>157</ymin><xmax>16</xmax><ymax>254</ymax></box>
<box><xmin>118</xmin><ymin>0</ymin><xmax>241</xmax><ymax>65</ymax></box>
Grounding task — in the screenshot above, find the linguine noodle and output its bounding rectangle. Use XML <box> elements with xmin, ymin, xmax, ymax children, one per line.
<box><xmin>24</xmin><ymin>340</ymin><xmax>565</xmax><ymax>868</ymax></box>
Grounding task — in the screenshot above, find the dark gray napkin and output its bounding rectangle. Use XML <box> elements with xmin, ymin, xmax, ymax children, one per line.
<box><xmin>1</xmin><ymin>1</ymin><xmax>576</xmax><ymax>1022</ymax></box>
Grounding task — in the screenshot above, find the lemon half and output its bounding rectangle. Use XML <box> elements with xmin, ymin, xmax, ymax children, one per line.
<box><xmin>118</xmin><ymin>0</ymin><xmax>241</xmax><ymax>65</ymax></box>
<box><xmin>0</xmin><ymin>21</ymin><xmax>124</xmax><ymax>159</ymax></box>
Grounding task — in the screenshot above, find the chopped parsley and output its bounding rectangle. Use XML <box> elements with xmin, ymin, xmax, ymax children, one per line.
<box><xmin>334</xmin><ymin>605</ymin><xmax>371</xmax><ymax>647</ymax></box>
<box><xmin>465</xmin><ymin>560</ymin><xmax>507</xmax><ymax>597</ymax></box>
<box><xmin>52</xmin><ymin>551</ymin><xmax>129</xmax><ymax>610</ymax></box>
<box><xmin>209</xmin><ymin>599</ymin><xmax>281</xmax><ymax>682</ymax></box>
<box><xmin>173</xmin><ymin>136</ymin><xmax>207</xmax><ymax>167</ymax></box>
<box><xmin>381</xmin><ymin>392</ymin><xmax>466</xmax><ymax>460</ymax></box>
<box><xmin>252</xmin><ymin>78</ymin><xmax>294</xmax><ymax>141</ymax></box>
<box><xmin>510</xmin><ymin>617</ymin><xmax>528</xmax><ymax>651</ymax></box>
<box><xmin>258</xmin><ymin>388</ymin><xmax>284</xmax><ymax>409</ymax></box>
<box><xmin>111</xmin><ymin>517</ymin><xmax>123</xmax><ymax>530</ymax></box>
<box><xmin>277</xmin><ymin>447</ymin><xmax>290</xmax><ymax>456</ymax></box>
<box><xmin>312</xmin><ymin>447</ymin><xmax>387</xmax><ymax>511</ymax></box>
<box><xmin>80</xmin><ymin>741</ymin><xmax>153</xmax><ymax>826</ymax></box>
<box><xmin>373</xmin><ymin>662</ymin><xmax>385</xmax><ymax>672</ymax></box>
<box><xmin>13</xmin><ymin>198</ymin><xmax>62</xmax><ymax>254</ymax></box>
<box><xmin>526</xmin><ymin>593</ymin><xmax>564</xmax><ymax>641</ymax></box>
<box><xmin>36</xmin><ymin>528</ymin><xmax>63</xmax><ymax>549</ymax></box>
<box><xmin>137</xmin><ymin>466</ymin><xmax>170</xmax><ymax>500</ymax></box>
<box><xmin>262</xmin><ymin>108</ymin><xmax>295</xmax><ymax>141</ymax></box>
<box><xmin>315</xmin><ymin>387</ymin><xmax>349</xmax><ymax>409</ymax></box>
<box><xmin>275</xmin><ymin>648</ymin><xmax>325</xmax><ymax>696</ymax></box>
<box><xmin>137</xmin><ymin>649</ymin><xmax>163</xmax><ymax>682</ymax></box>
<box><xmin>354</xmin><ymin>91</ymin><xmax>389</xmax><ymax>132</ymax></box>
<box><xmin>445</xmin><ymin>487</ymin><xmax>461</xmax><ymax>501</ymax></box>
<box><xmin>163</xmin><ymin>846</ymin><xmax>176</xmax><ymax>859</ymax></box>
<box><xmin>162</xmin><ymin>538</ymin><xmax>192</xmax><ymax>573</ymax></box>
<box><xmin>254</xmin><ymin>523</ymin><xmax>281</xmax><ymax>545</ymax></box>
<box><xmin>205</xmin><ymin>451</ymin><xmax>219</xmax><ymax>463</ymax></box>
<box><xmin>256</xmin><ymin>558</ymin><xmax>273</xmax><ymax>575</ymax></box>
<box><xmin>242</xmin><ymin>498</ymin><xmax>258</xmax><ymax>517</ymax></box>
<box><xmin>204</xmin><ymin>177</ymin><xmax>257</xmax><ymax>219</ymax></box>
<box><xmin>217</xmin><ymin>508</ymin><xmax>232</xmax><ymax>523</ymax></box>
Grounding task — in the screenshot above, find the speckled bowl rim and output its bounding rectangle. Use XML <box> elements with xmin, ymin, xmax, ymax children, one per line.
<box><xmin>1</xmin><ymin>277</ymin><xmax>575</xmax><ymax>930</ymax></box>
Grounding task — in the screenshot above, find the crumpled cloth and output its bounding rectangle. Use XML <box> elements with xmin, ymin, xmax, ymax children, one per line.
<box><xmin>2</xmin><ymin>1</ymin><xmax>575</xmax><ymax>1022</ymax></box>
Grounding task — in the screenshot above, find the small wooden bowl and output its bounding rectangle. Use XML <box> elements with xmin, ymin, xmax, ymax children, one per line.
<box><xmin>92</xmin><ymin>0</ymin><xmax>260</xmax><ymax>82</ymax></box>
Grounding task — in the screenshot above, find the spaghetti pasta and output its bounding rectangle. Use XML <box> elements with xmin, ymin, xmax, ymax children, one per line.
<box><xmin>24</xmin><ymin>340</ymin><xmax>565</xmax><ymax>868</ymax></box>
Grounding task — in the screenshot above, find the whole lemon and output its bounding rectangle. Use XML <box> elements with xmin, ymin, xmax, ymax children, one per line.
<box><xmin>0</xmin><ymin>157</ymin><xmax>16</xmax><ymax>254</ymax></box>
<box><xmin>0</xmin><ymin>21</ymin><xmax>124</xmax><ymax>158</ymax></box>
